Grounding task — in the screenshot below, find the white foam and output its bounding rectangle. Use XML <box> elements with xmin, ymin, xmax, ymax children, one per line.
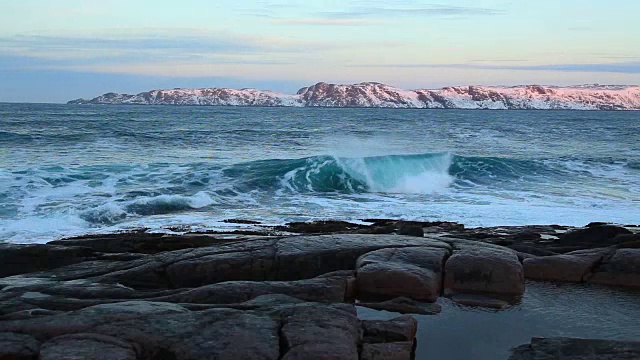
<box><xmin>335</xmin><ymin>153</ymin><xmax>454</xmax><ymax>194</ymax></box>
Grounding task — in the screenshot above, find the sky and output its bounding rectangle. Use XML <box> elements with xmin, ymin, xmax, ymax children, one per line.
<box><xmin>1</xmin><ymin>0</ymin><xmax>639</xmax><ymax>103</ymax></box>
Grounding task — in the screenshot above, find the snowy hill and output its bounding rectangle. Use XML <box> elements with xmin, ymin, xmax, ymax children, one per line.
<box><xmin>68</xmin><ymin>82</ymin><xmax>640</xmax><ymax>110</ymax></box>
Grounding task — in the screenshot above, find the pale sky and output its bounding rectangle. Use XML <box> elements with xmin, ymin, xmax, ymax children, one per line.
<box><xmin>1</xmin><ymin>0</ymin><xmax>639</xmax><ymax>102</ymax></box>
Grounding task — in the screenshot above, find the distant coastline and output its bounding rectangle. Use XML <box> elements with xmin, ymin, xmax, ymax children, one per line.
<box><xmin>68</xmin><ymin>81</ymin><xmax>640</xmax><ymax>110</ymax></box>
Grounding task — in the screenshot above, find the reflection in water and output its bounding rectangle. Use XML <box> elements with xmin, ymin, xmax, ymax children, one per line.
<box><xmin>357</xmin><ymin>281</ymin><xmax>640</xmax><ymax>360</ymax></box>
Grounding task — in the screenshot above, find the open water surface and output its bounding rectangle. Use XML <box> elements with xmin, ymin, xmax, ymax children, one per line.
<box><xmin>1</xmin><ymin>104</ymin><xmax>639</xmax><ymax>243</ymax></box>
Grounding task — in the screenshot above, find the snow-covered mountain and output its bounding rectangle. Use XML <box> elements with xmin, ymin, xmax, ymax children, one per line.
<box><xmin>68</xmin><ymin>82</ymin><xmax>640</xmax><ymax>110</ymax></box>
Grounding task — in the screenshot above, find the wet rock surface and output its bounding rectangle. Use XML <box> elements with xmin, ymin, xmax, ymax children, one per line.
<box><xmin>358</xmin><ymin>297</ymin><xmax>442</xmax><ymax>315</ymax></box>
<box><xmin>510</xmin><ymin>337</ymin><xmax>640</xmax><ymax>359</ymax></box>
<box><xmin>1</xmin><ymin>221</ymin><xmax>638</xmax><ymax>358</ymax></box>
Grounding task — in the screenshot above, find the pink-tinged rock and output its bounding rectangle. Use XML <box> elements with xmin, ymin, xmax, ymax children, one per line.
<box><xmin>443</xmin><ymin>247</ymin><xmax>524</xmax><ymax>296</ymax></box>
<box><xmin>280</xmin><ymin>304</ymin><xmax>360</xmax><ymax>360</ymax></box>
<box><xmin>356</xmin><ymin>247</ymin><xmax>450</xmax><ymax>302</ymax></box>
<box><xmin>361</xmin><ymin>342</ymin><xmax>415</xmax><ymax>360</ymax></box>
<box><xmin>588</xmin><ymin>249</ymin><xmax>640</xmax><ymax>288</ymax></box>
<box><xmin>361</xmin><ymin>315</ymin><xmax>418</xmax><ymax>343</ymax></box>
<box><xmin>523</xmin><ymin>248</ymin><xmax>612</xmax><ymax>282</ymax></box>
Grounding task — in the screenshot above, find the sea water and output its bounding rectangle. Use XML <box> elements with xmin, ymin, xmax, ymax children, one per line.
<box><xmin>358</xmin><ymin>282</ymin><xmax>640</xmax><ymax>359</ymax></box>
<box><xmin>1</xmin><ymin>103</ymin><xmax>639</xmax><ymax>243</ymax></box>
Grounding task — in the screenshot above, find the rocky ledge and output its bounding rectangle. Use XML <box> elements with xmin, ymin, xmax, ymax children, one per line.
<box><xmin>0</xmin><ymin>220</ymin><xmax>638</xmax><ymax>359</ymax></box>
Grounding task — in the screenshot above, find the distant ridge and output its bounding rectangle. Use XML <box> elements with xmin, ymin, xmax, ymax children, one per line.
<box><xmin>68</xmin><ymin>82</ymin><xmax>640</xmax><ymax>110</ymax></box>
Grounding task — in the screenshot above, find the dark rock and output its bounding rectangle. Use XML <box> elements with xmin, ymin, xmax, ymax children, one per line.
<box><xmin>223</xmin><ymin>219</ymin><xmax>262</xmax><ymax>224</ymax></box>
<box><xmin>396</xmin><ymin>223</ymin><xmax>424</xmax><ymax>237</ymax></box>
<box><xmin>0</xmin><ymin>288</ymin><xmax>416</xmax><ymax>359</ymax></box>
<box><xmin>161</xmin><ymin>235</ymin><xmax>440</xmax><ymax>288</ymax></box>
<box><xmin>508</xmin><ymin>245</ymin><xmax>559</xmax><ymax>257</ymax></box>
<box><xmin>588</xmin><ymin>248</ymin><xmax>640</xmax><ymax>288</ymax></box>
<box><xmin>586</xmin><ymin>222</ymin><xmax>611</xmax><ymax>228</ymax></box>
<box><xmin>152</xmin><ymin>273</ymin><xmax>354</xmax><ymax>304</ymax></box>
<box><xmin>492</xmin><ymin>238</ymin><xmax>515</xmax><ymax>246</ymax></box>
<box><xmin>358</xmin><ymin>297</ymin><xmax>441</xmax><ymax>315</ymax></box>
<box><xmin>443</xmin><ymin>246</ymin><xmax>524</xmax><ymax>297</ymax></box>
<box><xmin>361</xmin><ymin>342</ymin><xmax>415</xmax><ymax>360</ymax></box>
<box><xmin>516</xmin><ymin>252</ymin><xmax>537</xmax><ymax>262</ymax></box>
<box><xmin>363</xmin><ymin>219</ymin><xmax>463</xmax><ymax>230</ymax></box>
<box><xmin>559</xmin><ymin>225</ymin><xmax>632</xmax><ymax>245</ymax></box>
<box><xmin>279</xmin><ymin>303</ymin><xmax>360</xmax><ymax>360</ymax></box>
<box><xmin>49</xmin><ymin>233</ymin><xmax>241</xmax><ymax>254</ymax></box>
<box><xmin>97</xmin><ymin>307</ymin><xmax>281</xmax><ymax>360</ymax></box>
<box><xmin>39</xmin><ymin>333</ymin><xmax>136</xmax><ymax>360</ymax></box>
<box><xmin>356</xmin><ymin>247</ymin><xmax>450</xmax><ymax>302</ymax></box>
<box><xmin>0</xmin><ymin>243</ymin><xmax>94</xmax><ymax>277</ymax></box>
<box><xmin>617</xmin><ymin>240</ymin><xmax>640</xmax><ymax>249</ymax></box>
<box><xmin>0</xmin><ymin>332</ymin><xmax>41</xmax><ymax>360</ymax></box>
<box><xmin>3</xmin><ymin>225</ymin><xmax>636</xmax><ymax>360</ymax></box>
<box><xmin>523</xmin><ymin>248</ymin><xmax>612</xmax><ymax>282</ymax></box>
<box><xmin>0</xmin><ymin>308</ymin><xmax>63</xmax><ymax>321</ymax></box>
<box><xmin>612</xmin><ymin>233</ymin><xmax>640</xmax><ymax>247</ymax></box>
<box><xmin>513</xmin><ymin>231</ymin><xmax>541</xmax><ymax>241</ymax></box>
<box><xmin>275</xmin><ymin>220</ymin><xmax>367</xmax><ymax>234</ymax></box>
<box><xmin>510</xmin><ymin>337</ymin><xmax>640</xmax><ymax>359</ymax></box>
<box><xmin>361</xmin><ymin>315</ymin><xmax>418</xmax><ymax>343</ymax></box>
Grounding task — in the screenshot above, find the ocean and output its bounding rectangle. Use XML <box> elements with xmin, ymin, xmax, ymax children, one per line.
<box><xmin>1</xmin><ymin>103</ymin><xmax>639</xmax><ymax>243</ymax></box>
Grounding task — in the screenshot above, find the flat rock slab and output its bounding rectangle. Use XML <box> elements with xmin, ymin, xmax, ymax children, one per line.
<box><xmin>0</xmin><ymin>243</ymin><xmax>94</xmax><ymax>277</ymax></box>
<box><xmin>559</xmin><ymin>225</ymin><xmax>632</xmax><ymax>245</ymax></box>
<box><xmin>0</xmin><ymin>296</ymin><xmax>417</xmax><ymax>360</ymax></box>
<box><xmin>510</xmin><ymin>337</ymin><xmax>640</xmax><ymax>359</ymax></box>
<box><xmin>153</xmin><ymin>273</ymin><xmax>355</xmax><ymax>304</ymax></box>
<box><xmin>49</xmin><ymin>233</ymin><xmax>249</xmax><ymax>254</ymax></box>
<box><xmin>110</xmin><ymin>234</ymin><xmax>449</xmax><ymax>288</ymax></box>
<box><xmin>0</xmin><ymin>272</ymin><xmax>355</xmax><ymax>315</ymax></box>
<box><xmin>358</xmin><ymin>297</ymin><xmax>442</xmax><ymax>315</ymax></box>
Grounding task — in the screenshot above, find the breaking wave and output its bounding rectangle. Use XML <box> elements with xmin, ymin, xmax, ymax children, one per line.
<box><xmin>223</xmin><ymin>152</ymin><xmax>569</xmax><ymax>194</ymax></box>
<box><xmin>2</xmin><ymin>152</ymin><xmax>638</xmax><ymax>242</ymax></box>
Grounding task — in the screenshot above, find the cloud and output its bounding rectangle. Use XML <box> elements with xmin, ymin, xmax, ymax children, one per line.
<box><xmin>349</xmin><ymin>62</ymin><xmax>640</xmax><ymax>74</ymax></box>
<box><xmin>0</xmin><ymin>33</ymin><xmax>296</xmax><ymax>59</ymax></box>
<box><xmin>267</xmin><ymin>3</ymin><xmax>503</xmax><ymax>26</ymax></box>
<box><xmin>321</xmin><ymin>4</ymin><xmax>504</xmax><ymax>18</ymax></box>
<box><xmin>271</xmin><ymin>18</ymin><xmax>383</xmax><ymax>26</ymax></box>
<box><xmin>0</xmin><ymin>31</ymin><xmax>355</xmax><ymax>73</ymax></box>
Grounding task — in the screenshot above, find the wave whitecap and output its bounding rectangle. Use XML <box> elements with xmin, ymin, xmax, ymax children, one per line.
<box><xmin>225</xmin><ymin>153</ymin><xmax>455</xmax><ymax>194</ymax></box>
<box><xmin>124</xmin><ymin>192</ymin><xmax>215</xmax><ymax>216</ymax></box>
<box><xmin>223</xmin><ymin>152</ymin><xmax>608</xmax><ymax>194</ymax></box>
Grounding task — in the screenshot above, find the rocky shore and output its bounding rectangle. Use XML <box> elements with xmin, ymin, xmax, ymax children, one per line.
<box><xmin>1</xmin><ymin>220</ymin><xmax>639</xmax><ymax>359</ymax></box>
